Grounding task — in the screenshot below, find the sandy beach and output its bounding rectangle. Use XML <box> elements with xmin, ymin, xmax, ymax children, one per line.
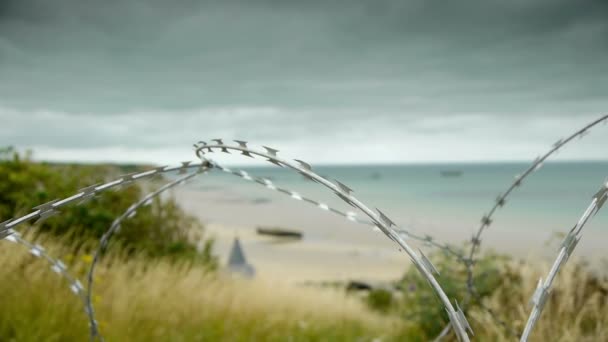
<box><xmin>173</xmin><ymin>181</ymin><xmax>608</xmax><ymax>284</ymax></box>
<box><xmin>174</xmin><ymin>187</ymin><xmax>407</xmax><ymax>283</ymax></box>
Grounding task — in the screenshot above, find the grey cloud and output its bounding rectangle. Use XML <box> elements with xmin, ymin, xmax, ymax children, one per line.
<box><xmin>1</xmin><ymin>0</ymin><xmax>607</xmax><ymax>114</ymax></box>
<box><xmin>0</xmin><ymin>0</ymin><xmax>607</xmax><ymax>162</ymax></box>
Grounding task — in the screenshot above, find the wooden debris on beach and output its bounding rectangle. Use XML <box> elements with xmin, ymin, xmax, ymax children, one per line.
<box><xmin>256</xmin><ymin>226</ymin><xmax>303</xmax><ymax>239</ymax></box>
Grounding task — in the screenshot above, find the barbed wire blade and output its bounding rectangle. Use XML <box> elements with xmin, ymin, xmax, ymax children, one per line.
<box><xmin>0</xmin><ymin>218</ymin><xmax>12</xmax><ymax>233</ymax></box>
<box><xmin>239</xmin><ymin>170</ymin><xmax>253</xmax><ymax>181</ymax></box>
<box><xmin>36</xmin><ymin>210</ymin><xmax>60</xmax><ymax>224</ymax></box>
<box><xmin>481</xmin><ymin>215</ymin><xmax>492</xmax><ymax>226</ymax></box>
<box><xmin>553</xmin><ymin>138</ymin><xmax>563</xmax><ymax>148</ymax></box>
<box><xmin>335</xmin><ymin>180</ymin><xmax>353</xmax><ymax>195</ymax></box>
<box><xmin>561</xmin><ymin>232</ymin><xmax>580</xmax><ymax>260</ymax></box>
<box><xmin>456</xmin><ymin>301</ymin><xmax>473</xmax><ymax>335</ymax></box>
<box><xmin>70</xmin><ymin>280</ymin><xmax>84</xmax><ymax>295</ymax></box>
<box><xmin>294</xmin><ymin>159</ymin><xmax>312</xmax><ymax>171</ymax></box>
<box><xmin>514</xmin><ymin>174</ymin><xmax>523</xmax><ymax>187</ymax></box>
<box><xmin>197</xmin><ymin>141</ymin><xmax>212</xmax><ymax>153</ymax></box>
<box><xmin>33</xmin><ymin>199</ymin><xmax>59</xmax><ymax>211</ymax></box>
<box><xmin>471</xmin><ymin>235</ymin><xmax>481</xmax><ymax>246</ymax></box>
<box><xmin>419</xmin><ymin>249</ymin><xmax>440</xmax><ymax>275</ymax></box>
<box><xmin>496</xmin><ymin>195</ymin><xmax>506</xmax><ymax>207</ymax></box>
<box><xmin>154</xmin><ymin>165</ymin><xmax>168</xmax><ymax>173</ymax></box>
<box><xmin>262</xmin><ymin>146</ymin><xmax>279</xmax><ymax>157</ymax></box>
<box><xmin>33</xmin><ymin>199</ymin><xmax>60</xmax><ymax>224</ymax></box>
<box><xmin>29</xmin><ymin>244</ymin><xmax>45</xmax><ymax>257</ymax></box>
<box><xmin>0</xmin><ymin>224</ymin><xmax>15</xmax><ymax>240</ymax></box>
<box><xmin>51</xmin><ymin>260</ymin><xmax>67</xmax><ymax>274</ymax></box>
<box><xmin>530</xmin><ymin>278</ymin><xmax>547</xmax><ymax>307</ymax></box>
<box><xmin>345</xmin><ymin>211</ymin><xmax>357</xmax><ymax>222</ymax></box>
<box><xmin>178</xmin><ymin>161</ymin><xmax>192</xmax><ymax>174</ymax></box>
<box><xmin>4</xmin><ymin>232</ymin><xmax>18</xmax><ymax>243</ymax></box>
<box><xmin>78</xmin><ymin>184</ymin><xmax>100</xmax><ymax>204</ymax></box>
<box><xmin>119</xmin><ymin>172</ymin><xmax>139</xmax><ymax>187</ymax></box>
<box><xmin>592</xmin><ymin>183</ymin><xmax>608</xmax><ymax>213</ymax></box>
<box><xmin>234</xmin><ymin>140</ymin><xmax>253</xmax><ymax>158</ymax></box>
<box><xmin>376</xmin><ymin>208</ymin><xmax>396</xmax><ymax>227</ymax></box>
<box><xmin>212</xmin><ymin>139</ymin><xmax>230</xmax><ymax>153</ymax></box>
<box><xmin>445</xmin><ymin>307</ymin><xmax>469</xmax><ymax>342</ymax></box>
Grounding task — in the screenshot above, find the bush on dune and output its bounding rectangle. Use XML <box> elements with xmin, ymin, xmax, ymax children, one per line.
<box><xmin>0</xmin><ymin>146</ymin><xmax>215</xmax><ymax>265</ymax></box>
<box><xmin>362</xmin><ymin>248</ymin><xmax>608</xmax><ymax>341</ymax></box>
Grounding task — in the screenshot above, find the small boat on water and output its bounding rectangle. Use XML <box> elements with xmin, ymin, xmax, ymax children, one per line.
<box><xmin>256</xmin><ymin>227</ymin><xmax>303</xmax><ymax>239</ymax></box>
<box><xmin>440</xmin><ymin>170</ymin><xmax>463</xmax><ymax>177</ymax></box>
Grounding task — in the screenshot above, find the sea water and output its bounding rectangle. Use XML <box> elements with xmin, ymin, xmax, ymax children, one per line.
<box><xmin>190</xmin><ymin>161</ymin><xmax>608</xmax><ymax>237</ymax></box>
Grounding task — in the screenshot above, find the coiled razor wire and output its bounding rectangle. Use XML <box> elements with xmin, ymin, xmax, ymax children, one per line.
<box><xmin>206</xmin><ymin>159</ymin><xmax>467</xmax><ymax>261</ymax></box>
<box><xmin>0</xmin><ymin>161</ymin><xmax>209</xmax><ymax>341</ymax></box>
<box><xmin>195</xmin><ymin>113</ymin><xmax>607</xmax><ymax>341</ymax></box>
<box><xmin>85</xmin><ymin>168</ymin><xmax>207</xmax><ymax>341</ymax></box>
<box><xmin>194</xmin><ymin>140</ymin><xmax>473</xmax><ymax>341</ymax></box>
<box><xmin>433</xmin><ymin>114</ymin><xmax>608</xmax><ymax>341</ymax></box>
<box><xmin>520</xmin><ymin>180</ymin><xmax>607</xmax><ymax>341</ymax></box>
<box><xmin>0</xmin><ymin>162</ymin><xmax>209</xmax><ymax>238</ymax></box>
<box><xmin>199</xmin><ymin>159</ymin><xmax>532</xmax><ymax>338</ymax></box>
<box><xmin>0</xmin><ymin>115</ymin><xmax>606</xmax><ymax>341</ymax></box>
<box><xmin>1</xmin><ymin>233</ymin><xmax>87</xmax><ymax>315</ymax></box>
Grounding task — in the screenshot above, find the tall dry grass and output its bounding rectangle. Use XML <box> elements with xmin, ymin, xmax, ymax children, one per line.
<box><xmin>3</xmin><ymin>234</ymin><xmax>608</xmax><ymax>341</ymax></box>
<box><xmin>469</xmin><ymin>258</ymin><xmax>608</xmax><ymax>341</ymax></box>
<box><xmin>0</xmin><ymin>236</ymin><xmax>409</xmax><ymax>341</ymax></box>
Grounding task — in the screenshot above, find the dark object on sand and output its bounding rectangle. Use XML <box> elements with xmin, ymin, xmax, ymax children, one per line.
<box><xmin>346</xmin><ymin>280</ymin><xmax>373</xmax><ymax>292</ymax></box>
<box><xmin>440</xmin><ymin>170</ymin><xmax>463</xmax><ymax>177</ymax></box>
<box><xmin>256</xmin><ymin>227</ymin><xmax>303</xmax><ymax>239</ymax></box>
<box><xmin>227</xmin><ymin>238</ymin><xmax>255</xmax><ymax>278</ymax></box>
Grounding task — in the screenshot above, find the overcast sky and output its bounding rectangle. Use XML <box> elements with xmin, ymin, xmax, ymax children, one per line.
<box><xmin>1</xmin><ymin>0</ymin><xmax>607</xmax><ymax>165</ymax></box>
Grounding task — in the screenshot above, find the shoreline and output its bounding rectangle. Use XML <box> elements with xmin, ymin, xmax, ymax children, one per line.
<box><xmin>173</xmin><ymin>186</ymin><xmax>608</xmax><ymax>282</ymax></box>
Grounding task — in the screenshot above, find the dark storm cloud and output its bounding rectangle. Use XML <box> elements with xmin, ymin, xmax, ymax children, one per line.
<box><xmin>1</xmin><ymin>0</ymin><xmax>607</xmax><ymax>112</ymax></box>
<box><xmin>0</xmin><ymin>0</ymin><xmax>607</xmax><ymax>163</ymax></box>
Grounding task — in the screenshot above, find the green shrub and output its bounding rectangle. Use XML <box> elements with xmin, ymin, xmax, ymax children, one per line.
<box><xmin>394</xmin><ymin>248</ymin><xmax>509</xmax><ymax>339</ymax></box>
<box><xmin>0</xmin><ymin>147</ymin><xmax>215</xmax><ymax>267</ymax></box>
<box><xmin>366</xmin><ymin>288</ymin><xmax>394</xmax><ymax>313</ymax></box>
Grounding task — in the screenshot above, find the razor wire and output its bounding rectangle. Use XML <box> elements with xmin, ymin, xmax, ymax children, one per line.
<box><xmin>0</xmin><ymin>161</ymin><xmax>210</xmax><ymax>239</ymax></box>
<box><xmin>206</xmin><ymin>160</ymin><xmax>468</xmax><ymax>261</ymax></box>
<box><xmin>196</xmin><ymin>114</ymin><xmax>608</xmax><ymax>341</ymax></box>
<box><xmin>203</xmin><ymin>158</ymin><xmax>529</xmax><ymax>339</ymax></box>
<box><xmin>433</xmin><ymin>113</ymin><xmax>608</xmax><ymax>341</ymax></box>
<box><xmin>1</xmin><ymin>232</ymin><xmax>88</xmax><ymax>315</ymax></box>
<box><xmin>519</xmin><ymin>180</ymin><xmax>607</xmax><ymax>341</ymax></box>
<box><xmin>194</xmin><ymin>139</ymin><xmax>473</xmax><ymax>341</ymax></box>
<box><xmin>85</xmin><ymin>168</ymin><xmax>208</xmax><ymax>341</ymax></box>
<box><xmin>0</xmin><ymin>162</ymin><xmax>209</xmax><ymax>341</ymax></box>
<box><xmin>1</xmin><ymin>115</ymin><xmax>606</xmax><ymax>341</ymax></box>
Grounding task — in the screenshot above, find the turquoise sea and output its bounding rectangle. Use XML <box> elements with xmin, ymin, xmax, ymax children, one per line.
<box><xmin>190</xmin><ymin>161</ymin><xmax>608</xmax><ymax>237</ymax></box>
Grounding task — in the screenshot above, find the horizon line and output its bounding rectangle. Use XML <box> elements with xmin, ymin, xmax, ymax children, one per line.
<box><xmin>36</xmin><ymin>158</ymin><xmax>608</xmax><ymax>167</ymax></box>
